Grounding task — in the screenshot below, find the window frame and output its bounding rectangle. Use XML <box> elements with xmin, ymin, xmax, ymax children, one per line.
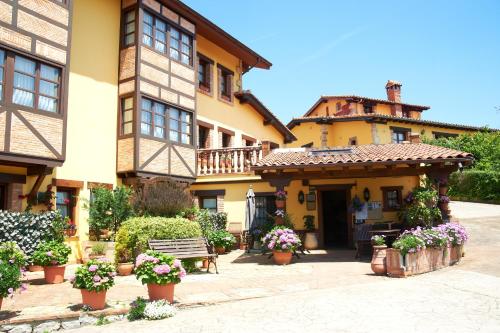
<box><xmin>123</xmin><ymin>9</ymin><xmax>136</xmax><ymax>47</ymax></box>
<box><xmin>363</xmin><ymin>104</ymin><xmax>374</xmax><ymax>114</ymax></box>
<box><xmin>0</xmin><ymin>50</ymin><xmax>5</xmax><ymax>103</ymax></box>
<box><xmin>381</xmin><ymin>186</ymin><xmax>403</xmax><ymax>211</ymax></box>
<box><xmin>217</xmin><ymin>64</ymin><xmax>233</xmax><ymax>103</ymax></box>
<box><xmin>56</xmin><ymin>187</ymin><xmax>76</xmax><ymax>221</ymax></box>
<box><xmin>200</xmin><ymin>196</ymin><xmax>218</xmax><ymax>213</ymax></box>
<box><xmin>142</xmin><ymin>11</ymin><xmax>168</xmax><ymax>54</ymax></box>
<box><xmin>0</xmin><ymin>48</ymin><xmax>63</xmax><ymax>115</ymax></box>
<box><xmin>169</xmin><ymin>106</ymin><xmax>192</xmax><ymax>145</ymax></box>
<box><xmin>140</xmin><ymin>97</ymin><xmax>167</xmax><ymax>139</ymax></box>
<box><xmin>169</xmin><ymin>26</ymin><xmax>193</xmax><ymax>66</ymax></box>
<box><xmin>390</xmin><ymin>126</ymin><xmax>411</xmax><ymax>143</ymax></box>
<box><xmin>197</xmin><ymin>53</ymin><xmax>213</xmax><ymax>95</ymax></box>
<box><xmin>120</xmin><ymin>96</ymin><xmax>134</xmax><ymax>136</ymax></box>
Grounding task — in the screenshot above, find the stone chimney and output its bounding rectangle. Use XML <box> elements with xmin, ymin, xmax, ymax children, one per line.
<box><xmin>385</xmin><ymin>80</ymin><xmax>402</xmax><ymax>103</ymax></box>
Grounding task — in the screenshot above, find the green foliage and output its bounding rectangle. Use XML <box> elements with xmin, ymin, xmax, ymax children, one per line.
<box><xmin>0</xmin><ymin>211</ymin><xmax>64</xmax><ymax>260</ymax></box>
<box><xmin>303</xmin><ymin>215</ymin><xmax>315</xmax><ymax>231</ymax></box>
<box><xmin>0</xmin><ymin>242</ymin><xmax>26</xmax><ymax>298</ymax></box>
<box><xmin>424</xmin><ymin>131</ymin><xmax>500</xmax><ymax>172</ymax></box>
<box><xmin>392</xmin><ymin>234</ymin><xmax>425</xmax><ymax>256</ymax></box>
<box><xmin>399</xmin><ymin>186</ymin><xmax>442</xmax><ymax>228</ymax></box>
<box><xmin>86</xmin><ymin>186</ymin><xmax>133</xmax><ymax>239</ymax></box>
<box><xmin>72</xmin><ymin>259</ymin><xmax>116</xmax><ymax>292</ymax></box>
<box><xmin>371</xmin><ymin>235</ymin><xmax>386</xmax><ymax>246</ymax></box>
<box><xmin>114</xmin><ymin>226</ymin><xmax>133</xmax><ymax>264</ymax></box>
<box><xmin>91</xmin><ymin>243</ymin><xmax>106</xmax><ymax>255</ymax></box>
<box><xmin>127</xmin><ymin>297</ymin><xmax>147</xmax><ymax>321</ymax></box>
<box><xmin>195</xmin><ymin>210</ymin><xmax>227</xmax><ymax>237</ymax></box>
<box><xmin>207</xmin><ymin>230</ymin><xmax>236</xmax><ymax>248</ymax></box>
<box><xmin>135</xmin><ymin>250</ymin><xmax>185</xmax><ymax>285</ymax></box>
<box><xmin>449</xmin><ymin>170</ymin><xmax>500</xmax><ymax>202</ymax></box>
<box><xmin>181</xmin><ymin>258</ymin><xmax>199</xmax><ymax>273</ymax></box>
<box><xmin>116</xmin><ymin>217</ymin><xmax>202</xmax><ymax>258</ymax></box>
<box><xmin>31</xmin><ymin>240</ymin><xmax>71</xmax><ymax>266</ymax></box>
<box><xmin>96</xmin><ymin>315</ymin><xmax>111</xmax><ymax>326</ymax></box>
<box><xmin>132</xmin><ymin>180</ymin><xmax>193</xmax><ymax>217</ymax></box>
<box><xmin>0</xmin><ymin>242</ymin><xmax>27</xmax><ymax>268</ymax></box>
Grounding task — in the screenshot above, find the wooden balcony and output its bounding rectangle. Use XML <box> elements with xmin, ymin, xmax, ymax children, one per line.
<box><xmin>197</xmin><ymin>146</ymin><xmax>263</xmax><ymax>175</ymax></box>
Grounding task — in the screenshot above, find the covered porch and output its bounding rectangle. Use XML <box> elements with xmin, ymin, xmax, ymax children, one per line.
<box><xmin>251</xmin><ymin>143</ymin><xmax>474</xmax><ymax>249</ymax></box>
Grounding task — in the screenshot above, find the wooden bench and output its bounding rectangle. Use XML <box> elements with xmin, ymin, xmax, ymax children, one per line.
<box><xmin>148</xmin><ymin>238</ymin><xmax>218</xmax><ymax>274</ymax></box>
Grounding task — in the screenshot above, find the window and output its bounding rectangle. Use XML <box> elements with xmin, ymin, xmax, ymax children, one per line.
<box><xmin>141</xmin><ymin>98</ymin><xmax>166</xmax><ymax>138</ymax></box>
<box><xmin>198</xmin><ymin>126</ymin><xmax>209</xmax><ymax>148</ymax></box>
<box><xmin>382</xmin><ymin>187</ymin><xmax>402</xmax><ymax>211</ymax></box>
<box><xmin>402</xmin><ymin>109</ymin><xmax>410</xmax><ymax>118</ymax></box>
<box><xmin>200</xmin><ymin>197</ymin><xmax>217</xmax><ymax>213</ymax></box>
<box><xmin>123</xmin><ymin>10</ymin><xmax>135</xmax><ymax>46</ymax></box>
<box><xmin>56</xmin><ymin>189</ymin><xmax>74</xmax><ymax>220</ymax></box>
<box><xmin>143</xmin><ymin>12</ymin><xmax>167</xmax><ymax>53</ymax></box>
<box><xmin>170</xmin><ymin>27</ymin><xmax>192</xmax><ymax>65</ymax></box>
<box><xmin>253</xmin><ymin>196</ymin><xmax>276</xmax><ymax>229</ymax></box>
<box><xmin>363</xmin><ymin>104</ymin><xmax>374</xmax><ymax>114</ymax></box>
<box><xmin>221</xmin><ymin>132</ymin><xmax>232</xmax><ymax>148</ymax></box>
<box><xmin>0</xmin><ymin>184</ymin><xmax>7</xmax><ymax>210</ymax></box>
<box><xmin>169</xmin><ymin>107</ymin><xmax>192</xmax><ymax>144</ymax></box>
<box><xmin>433</xmin><ymin>132</ymin><xmax>458</xmax><ymax>139</ymax></box>
<box><xmin>218</xmin><ymin>65</ymin><xmax>233</xmax><ymax>101</ymax></box>
<box><xmin>391</xmin><ymin>127</ymin><xmax>410</xmax><ymax>143</ymax></box>
<box><xmin>5</xmin><ymin>53</ymin><xmax>61</xmax><ymax>113</ymax></box>
<box><xmin>0</xmin><ymin>50</ymin><xmax>4</xmax><ymax>102</ymax></box>
<box><xmin>121</xmin><ymin>97</ymin><xmax>133</xmax><ymax>135</ymax></box>
<box><xmin>198</xmin><ymin>56</ymin><xmax>212</xmax><ymax>92</ymax></box>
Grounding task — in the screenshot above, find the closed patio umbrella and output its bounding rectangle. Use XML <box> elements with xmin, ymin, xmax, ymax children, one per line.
<box><xmin>245</xmin><ymin>186</ymin><xmax>256</xmax><ymax>231</ymax></box>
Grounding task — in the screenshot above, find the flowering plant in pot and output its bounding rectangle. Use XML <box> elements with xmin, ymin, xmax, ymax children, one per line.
<box><xmin>89</xmin><ymin>242</ymin><xmax>107</xmax><ymax>261</ymax></box>
<box><xmin>370</xmin><ymin>235</ymin><xmax>387</xmax><ymax>275</ymax></box>
<box><xmin>392</xmin><ymin>233</ymin><xmax>425</xmax><ymax>256</ymax></box>
<box><xmin>71</xmin><ymin>259</ymin><xmax>116</xmax><ymax>310</ymax></box>
<box><xmin>135</xmin><ymin>250</ymin><xmax>186</xmax><ymax>303</ymax></box>
<box><xmin>0</xmin><ymin>242</ymin><xmax>28</xmax><ymax>309</ymax></box>
<box><xmin>436</xmin><ymin>223</ymin><xmax>468</xmax><ymax>246</ymax></box>
<box><xmin>303</xmin><ymin>215</ymin><xmax>318</xmax><ymax>250</ymax></box>
<box><xmin>262</xmin><ymin>226</ymin><xmax>301</xmax><ymax>265</ymax></box>
<box><xmin>31</xmin><ymin>240</ymin><xmax>71</xmax><ymax>284</ymax></box>
<box><xmin>207</xmin><ymin>230</ymin><xmax>236</xmax><ymax>254</ymax></box>
<box><xmin>275</xmin><ymin>190</ymin><xmax>287</xmax><ymax>208</ymax></box>
<box><xmin>64</xmin><ymin>217</ymin><xmax>77</xmax><ymax>237</ymax></box>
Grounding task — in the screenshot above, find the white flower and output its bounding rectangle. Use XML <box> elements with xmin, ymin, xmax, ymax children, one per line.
<box><xmin>143</xmin><ymin>300</ymin><xmax>177</xmax><ymax>320</ymax></box>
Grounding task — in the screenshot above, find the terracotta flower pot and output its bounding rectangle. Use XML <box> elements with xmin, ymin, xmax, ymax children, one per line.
<box><xmin>275</xmin><ymin>216</ymin><xmax>284</xmax><ymax>225</ymax></box>
<box><xmin>215</xmin><ymin>246</ymin><xmax>225</xmax><ymax>255</ymax></box>
<box><xmin>147</xmin><ymin>283</ymin><xmax>175</xmax><ymax>303</ymax></box>
<box><xmin>239</xmin><ymin>243</ymin><xmax>247</xmax><ymax>251</ymax></box>
<box><xmin>273</xmin><ymin>251</ymin><xmax>292</xmax><ymax>265</ymax></box>
<box><xmin>439</xmin><ymin>186</ymin><xmax>448</xmax><ymax>195</ymax></box>
<box><xmin>28</xmin><ymin>265</ymin><xmax>44</xmax><ymax>272</ymax></box>
<box><xmin>371</xmin><ymin>245</ymin><xmax>387</xmax><ymax>275</ymax></box>
<box><xmin>117</xmin><ymin>263</ymin><xmax>134</xmax><ymax>276</ymax></box>
<box><xmin>81</xmin><ymin>289</ymin><xmax>107</xmax><ymax>310</ymax></box>
<box><xmin>43</xmin><ymin>265</ymin><xmax>66</xmax><ymax>284</ymax></box>
<box><xmin>275</xmin><ymin>200</ymin><xmax>285</xmax><ymax>209</ymax></box>
<box><xmin>201</xmin><ymin>259</ymin><xmax>209</xmax><ymax>268</ymax></box>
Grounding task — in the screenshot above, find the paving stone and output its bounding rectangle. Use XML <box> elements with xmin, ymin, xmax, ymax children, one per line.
<box><xmin>105</xmin><ymin>315</ymin><xmax>123</xmax><ymax>323</ymax></box>
<box><xmin>6</xmin><ymin>325</ymin><xmax>32</xmax><ymax>333</ymax></box>
<box><xmin>33</xmin><ymin>321</ymin><xmax>60</xmax><ymax>333</ymax></box>
<box><xmin>79</xmin><ymin>315</ymin><xmax>97</xmax><ymax>326</ymax></box>
<box><xmin>231</xmin><ymin>288</ymin><xmax>273</xmax><ymax>298</ymax></box>
<box><xmin>61</xmin><ymin>319</ymin><xmax>81</xmax><ymax>330</ymax></box>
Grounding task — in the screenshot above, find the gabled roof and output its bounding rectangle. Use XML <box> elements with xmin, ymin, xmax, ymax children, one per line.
<box><xmin>253</xmin><ymin>143</ymin><xmax>473</xmax><ymax>170</ymax></box>
<box><xmin>303</xmin><ymin>95</ymin><xmax>430</xmax><ymax>118</ymax></box>
<box><xmin>287</xmin><ymin>113</ymin><xmax>498</xmax><ymax>132</ymax></box>
<box><xmin>235</xmin><ymin>91</ymin><xmax>297</xmax><ymax>143</ymax></box>
<box><xmin>168</xmin><ymin>0</ymin><xmax>271</xmax><ymax>71</ymax></box>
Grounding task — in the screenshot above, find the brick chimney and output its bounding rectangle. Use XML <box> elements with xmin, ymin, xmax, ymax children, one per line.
<box><xmin>385</xmin><ymin>80</ymin><xmax>402</xmax><ymax>103</ymax></box>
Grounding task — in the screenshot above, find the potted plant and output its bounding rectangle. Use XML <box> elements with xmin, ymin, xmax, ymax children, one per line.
<box><xmin>437</xmin><ymin>222</ymin><xmax>468</xmax><ymax>263</ymax></box>
<box><xmin>303</xmin><ymin>215</ymin><xmax>318</xmax><ymax>250</ymax></box>
<box><xmin>370</xmin><ymin>235</ymin><xmax>387</xmax><ymax>275</ymax></box>
<box><xmin>115</xmin><ymin>246</ymin><xmax>134</xmax><ymax>276</ymax></box>
<box><xmin>262</xmin><ymin>226</ymin><xmax>301</xmax><ymax>265</ymax></box>
<box><xmin>250</xmin><ymin>227</ymin><xmax>263</xmax><ymax>250</ymax></box>
<box><xmin>438</xmin><ymin>195</ymin><xmax>450</xmax><ymax>215</ymax></box>
<box><xmin>208</xmin><ymin>230</ymin><xmax>236</xmax><ymax>255</ymax></box>
<box><xmin>32</xmin><ymin>240</ymin><xmax>71</xmax><ymax>284</ymax></box>
<box><xmin>64</xmin><ymin>217</ymin><xmax>77</xmax><ymax>237</ymax></box>
<box><xmin>71</xmin><ymin>259</ymin><xmax>116</xmax><ymax>310</ymax></box>
<box><xmin>275</xmin><ymin>209</ymin><xmax>285</xmax><ymax>225</ymax></box>
<box><xmin>0</xmin><ymin>242</ymin><xmax>27</xmax><ymax>310</ymax></box>
<box><xmin>135</xmin><ymin>250</ymin><xmax>186</xmax><ymax>303</ymax></box>
<box><xmin>89</xmin><ymin>243</ymin><xmax>107</xmax><ymax>261</ymax></box>
<box><xmin>275</xmin><ymin>190</ymin><xmax>286</xmax><ymax>209</ymax></box>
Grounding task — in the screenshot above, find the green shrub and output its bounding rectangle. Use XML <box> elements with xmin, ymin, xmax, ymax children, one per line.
<box><xmin>32</xmin><ymin>240</ymin><xmax>71</xmax><ymax>266</ymax></box>
<box><xmin>128</xmin><ymin>297</ymin><xmax>147</xmax><ymax>321</ymax></box>
<box><xmin>207</xmin><ymin>230</ymin><xmax>236</xmax><ymax>249</ymax></box>
<box><xmin>195</xmin><ymin>210</ymin><xmax>227</xmax><ymax>237</ymax></box>
<box><xmin>117</xmin><ymin>217</ymin><xmax>202</xmax><ymax>257</ymax></box>
<box><xmin>132</xmin><ymin>180</ymin><xmax>193</xmax><ymax>217</ymax></box>
<box><xmin>0</xmin><ymin>211</ymin><xmax>64</xmax><ymax>260</ymax></box>
<box><xmin>0</xmin><ymin>242</ymin><xmax>27</xmax><ymax>298</ymax></box>
<box><xmin>91</xmin><ymin>243</ymin><xmax>106</xmax><ymax>255</ymax></box>
<box><xmin>449</xmin><ymin>170</ymin><xmax>500</xmax><ymax>202</ymax></box>
<box><xmin>399</xmin><ymin>186</ymin><xmax>442</xmax><ymax>228</ymax></box>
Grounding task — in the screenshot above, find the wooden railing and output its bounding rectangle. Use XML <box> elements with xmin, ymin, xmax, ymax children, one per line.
<box><xmin>197</xmin><ymin>146</ymin><xmax>263</xmax><ymax>175</ymax></box>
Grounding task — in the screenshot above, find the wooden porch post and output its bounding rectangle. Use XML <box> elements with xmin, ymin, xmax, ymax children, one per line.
<box><xmin>267</xmin><ymin>177</ymin><xmax>291</xmax><ymax>226</ymax></box>
<box><xmin>427</xmin><ymin>171</ymin><xmax>452</xmax><ymax>222</ymax></box>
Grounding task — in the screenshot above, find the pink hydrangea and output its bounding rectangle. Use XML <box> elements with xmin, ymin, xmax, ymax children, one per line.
<box><xmin>153</xmin><ymin>264</ymin><xmax>171</xmax><ymax>275</ymax></box>
<box><xmin>93</xmin><ymin>275</ymin><xmax>101</xmax><ymax>282</ymax></box>
<box><xmin>135</xmin><ymin>253</ymin><xmax>160</xmax><ymax>267</ymax></box>
<box><xmin>88</xmin><ymin>265</ymin><xmax>98</xmax><ymax>272</ymax></box>
<box><xmin>46</xmin><ymin>251</ymin><xmax>53</xmax><ymax>257</ymax></box>
<box><xmin>173</xmin><ymin>259</ymin><xmax>182</xmax><ymax>269</ymax></box>
<box><xmin>179</xmin><ymin>268</ymin><xmax>187</xmax><ymax>279</ymax></box>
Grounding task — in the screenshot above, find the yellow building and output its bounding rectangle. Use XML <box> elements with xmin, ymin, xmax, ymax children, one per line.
<box><xmin>0</xmin><ymin>1</ymin><xmax>484</xmax><ymax>255</ymax></box>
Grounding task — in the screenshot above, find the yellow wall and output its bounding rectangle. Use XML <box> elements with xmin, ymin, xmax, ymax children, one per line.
<box><xmin>196</xmin><ymin>35</ymin><xmax>284</xmax><ymax>146</ymax></box>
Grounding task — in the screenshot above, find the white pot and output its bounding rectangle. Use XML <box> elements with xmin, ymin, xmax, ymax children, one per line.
<box><xmin>304</xmin><ymin>232</ymin><xmax>319</xmax><ymax>250</ymax></box>
<box><xmin>253</xmin><ymin>240</ymin><xmax>262</xmax><ymax>250</ymax></box>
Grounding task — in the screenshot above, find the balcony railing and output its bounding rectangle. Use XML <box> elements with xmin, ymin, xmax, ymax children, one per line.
<box><xmin>197</xmin><ymin>146</ymin><xmax>263</xmax><ymax>175</ymax></box>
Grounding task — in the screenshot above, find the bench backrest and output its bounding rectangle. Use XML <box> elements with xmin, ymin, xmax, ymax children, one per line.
<box><xmin>148</xmin><ymin>237</ymin><xmax>211</xmax><ymax>258</ymax></box>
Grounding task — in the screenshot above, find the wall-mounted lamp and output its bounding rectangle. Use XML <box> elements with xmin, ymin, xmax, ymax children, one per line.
<box><xmin>298</xmin><ymin>190</ymin><xmax>305</xmax><ymax>204</ymax></box>
<box><xmin>363</xmin><ymin>187</ymin><xmax>370</xmax><ymax>202</ymax></box>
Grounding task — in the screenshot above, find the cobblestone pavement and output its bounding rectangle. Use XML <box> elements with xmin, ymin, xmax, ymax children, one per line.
<box><xmin>65</xmin><ymin>201</ymin><xmax>500</xmax><ymax>333</ymax></box>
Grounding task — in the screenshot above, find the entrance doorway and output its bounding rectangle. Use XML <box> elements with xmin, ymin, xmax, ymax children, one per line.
<box><xmin>320</xmin><ymin>189</ymin><xmax>350</xmax><ymax>248</ymax></box>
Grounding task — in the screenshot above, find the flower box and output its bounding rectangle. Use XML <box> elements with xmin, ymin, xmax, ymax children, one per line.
<box><xmin>449</xmin><ymin>245</ymin><xmax>463</xmax><ymax>265</ymax></box>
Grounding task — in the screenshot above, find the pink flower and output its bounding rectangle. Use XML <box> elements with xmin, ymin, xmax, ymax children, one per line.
<box><xmin>88</xmin><ymin>265</ymin><xmax>98</xmax><ymax>272</ymax></box>
<box><xmin>173</xmin><ymin>259</ymin><xmax>182</xmax><ymax>269</ymax></box>
<box><xmin>46</xmin><ymin>251</ymin><xmax>53</xmax><ymax>257</ymax></box>
<box><xmin>69</xmin><ymin>275</ymin><xmax>76</xmax><ymax>283</ymax></box>
<box><xmin>93</xmin><ymin>275</ymin><xmax>101</xmax><ymax>282</ymax></box>
<box><xmin>179</xmin><ymin>268</ymin><xmax>187</xmax><ymax>279</ymax></box>
<box><xmin>153</xmin><ymin>264</ymin><xmax>171</xmax><ymax>275</ymax></box>
<box><xmin>20</xmin><ymin>283</ymin><xmax>28</xmax><ymax>292</ymax></box>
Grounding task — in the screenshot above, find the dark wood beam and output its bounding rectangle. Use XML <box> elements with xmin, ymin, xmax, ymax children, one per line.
<box><xmin>52</xmin><ymin>178</ymin><xmax>84</xmax><ymax>189</ymax></box>
<box><xmin>0</xmin><ymin>173</ymin><xmax>26</xmax><ymax>184</ymax></box>
<box><xmin>28</xmin><ymin>167</ymin><xmax>53</xmax><ymax>201</ymax></box>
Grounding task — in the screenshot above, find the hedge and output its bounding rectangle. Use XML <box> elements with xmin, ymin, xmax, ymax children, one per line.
<box><xmin>449</xmin><ymin>170</ymin><xmax>500</xmax><ymax>203</ymax></box>
<box><xmin>116</xmin><ymin>217</ymin><xmax>202</xmax><ymax>260</ymax></box>
<box><xmin>0</xmin><ymin>211</ymin><xmax>63</xmax><ymax>259</ymax></box>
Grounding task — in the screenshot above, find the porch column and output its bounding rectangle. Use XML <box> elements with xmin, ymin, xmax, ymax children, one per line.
<box><xmin>267</xmin><ymin>177</ymin><xmax>291</xmax><ymax>225</ymax></box>
<box><xmin>427</xmin><ymin>171</ymin><xmax>452</xmax><ymax>222</ymax></box>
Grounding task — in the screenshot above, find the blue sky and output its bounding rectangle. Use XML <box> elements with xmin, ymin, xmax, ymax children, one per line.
<box><xmin>184</xmin><ymin>0</ymin><xmax>500</xmax><ymax>128</ymax></box>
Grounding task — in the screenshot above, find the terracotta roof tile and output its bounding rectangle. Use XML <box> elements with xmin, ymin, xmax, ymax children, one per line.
<box><xmin>253</xmin><ymin>143</ymin><xmax>473</xmax><ymax>169</ymax></box>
